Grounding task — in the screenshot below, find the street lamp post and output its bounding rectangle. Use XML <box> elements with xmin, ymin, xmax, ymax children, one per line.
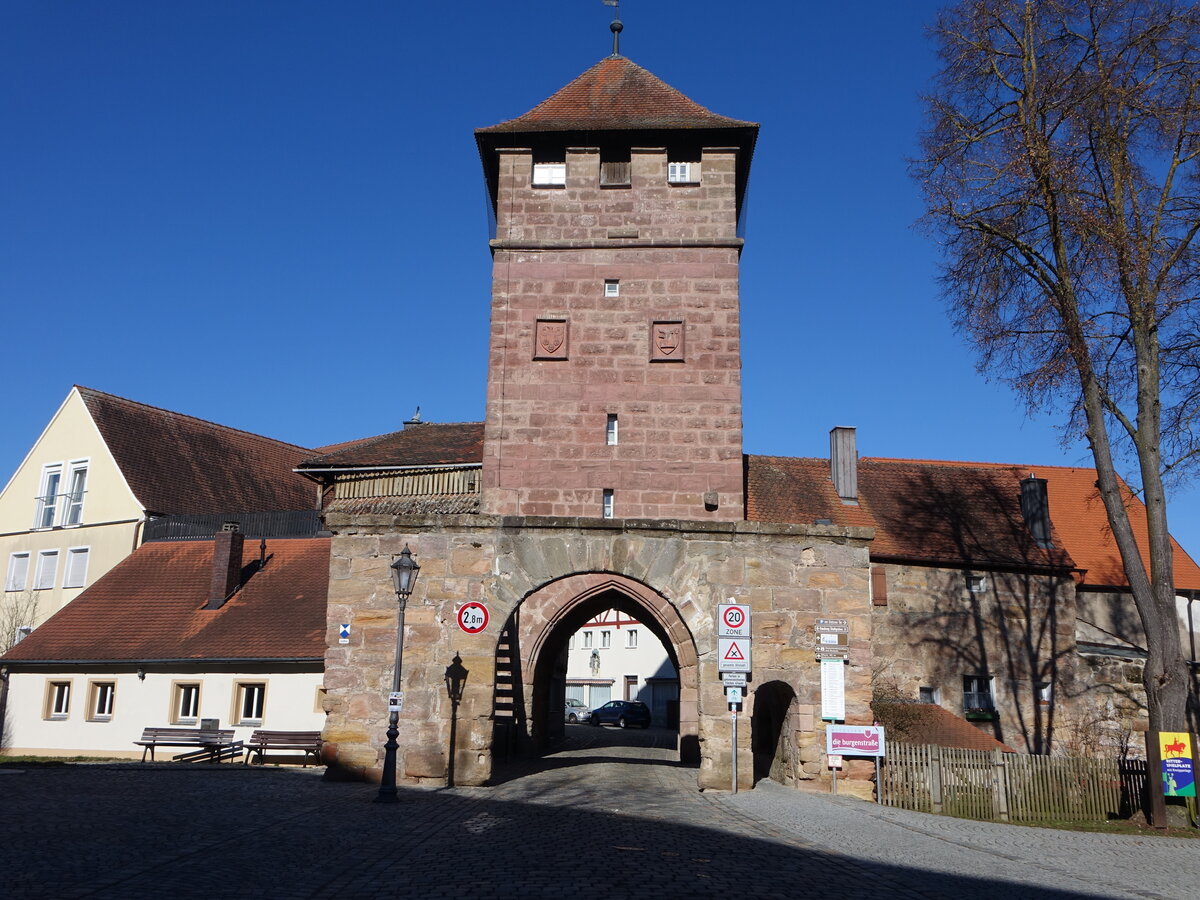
<box><xmin>444</xmin><ymin>653</ymin><xmax>468</xmax><ymax>787</ymax></box>
<box><xmin>376</xmin><ymin>544</ymin><xmax>420</xmax><ymax>804</ymax></box>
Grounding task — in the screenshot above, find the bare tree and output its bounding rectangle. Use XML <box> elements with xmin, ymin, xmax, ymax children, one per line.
<box><xmin>916</xmin><ymin>0</ymin><xmax>1200</xmax><ymax>733</ymax></box>
<box><xmin>0</xmin><ymin>591</ymin><xmax>38</xmax><ymax>655</ymax></box>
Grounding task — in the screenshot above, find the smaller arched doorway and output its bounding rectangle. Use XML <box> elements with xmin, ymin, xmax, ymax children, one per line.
<box><xmin>493</xmin><ymin>572</ymin><xmax>700</xmax><ymax>764</ymax></box>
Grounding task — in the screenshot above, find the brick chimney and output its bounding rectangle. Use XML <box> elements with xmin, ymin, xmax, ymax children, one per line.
<box><xmin>205</xmin><ymin>521</ymin><xmax>244</xmax><ymax>610</ymax></box>
<box><xmin>830</xmin><ymin>426</ymin><xmax>858</xmax><ymax>504</ymax></box>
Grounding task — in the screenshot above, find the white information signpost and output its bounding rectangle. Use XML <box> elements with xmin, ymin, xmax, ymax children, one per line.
<box><xmin>717</xmin><ymin>602</ymin><xmax>752</xmax><ymax>794</ymax></box>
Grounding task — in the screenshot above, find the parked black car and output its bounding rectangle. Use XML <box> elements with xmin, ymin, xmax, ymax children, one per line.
<box><xmin>589</xmin><ymin>700</ymin><xmax>651</xmax><ymax>729</ymax></box>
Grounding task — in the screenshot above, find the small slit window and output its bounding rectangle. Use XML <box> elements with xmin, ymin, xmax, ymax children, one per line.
<box><xmin>602</xmin><ymin>488</ymin><xmax>614</xmax><ymax>519</ymax></box>
<box><xmin>667</xmin><ymin>162</ymin><xmax>694</xmax><ymax>183</ymax></box>
<box><xmin>600</xmin><ymin>160</ymin><xmax>631</xmax><ymax>186</ymax></box>
<box><xmin>606</xmin><ymin>414</ymin><xmax>619</xmax><ymax>446</ymax></box>
<box><xmin>968</xmin><ymin>574</ymin><xmax>987</xmax><ymax>593</ymax></box>
<box><xmin>532</xmin><ymin>162</ymin><xmax>566</xmax><ymax>186</ymax></box>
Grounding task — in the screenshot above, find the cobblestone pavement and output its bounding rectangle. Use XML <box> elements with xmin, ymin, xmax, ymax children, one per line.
<box><xmin>1</xmin><ymin>726</ymin><xmax>1196</xmax><ymax>899</ymax></box>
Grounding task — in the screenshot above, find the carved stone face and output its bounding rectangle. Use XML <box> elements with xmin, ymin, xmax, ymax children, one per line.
<box><xmin>655</xmin><ymin>325</ymin><xmax>680</xmax><ymax>355</ymax></box>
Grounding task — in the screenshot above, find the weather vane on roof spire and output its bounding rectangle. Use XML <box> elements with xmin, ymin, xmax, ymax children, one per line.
<box><xmin>602</xmin><ymin>0</ymin><xmax>623</xmax><ymax>57</ymax></box>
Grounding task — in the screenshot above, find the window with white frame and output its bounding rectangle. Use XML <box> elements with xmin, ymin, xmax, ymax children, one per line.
<box><xmin>918</xmin><ymin>685</ymin><xmax>940</xmax><ymax>704</ymax></box>
<box><xmin>606</xmin><ymin>414</ymin><xmax>618</xmax><ymax>446</ymax></box>
<box><xmin>963</xmin><ymin>675</ymin><xmax>995</xmax><ymax>711</ymax></box>
<box><xmin>602</xmin><ymin>488</ymin><xmax>614</xmax><ymax>519</ymax></box>
<box><xmin>583</xmin><ymin>631</ymin><xmax>593</xmax><ymax>649</ymax></box>
<box><xmin>627</xmin><ymin>628</ymin><xmax>638</xmax><ymax>649</ymax></box>
<box><xmin>45</xmin><ymin>681</ymin><xmax>71</xmax><ymax>719</ymax></box>
<box><xmin>63</xmin><ymin>547</ymin><xmax>89</xmax><ymax>589</ymax></box>
<box><xmin>532</xmin><ymin>162</ymin><xmax>566</xmax><ymax>186</ymax></box>
<box><xmin>5</xmin><ymin>552</ymin><xmax>30</xmax><ymax>591</ymax></box>
<box><xmin>667</xmin><ymin>162</ymin><xmax>694</xmax><ymax>183</ymax></box>
<box><xmin>604</xmin><ymin>279</ymin><xmax>620</xmax><ymax>298</ymax></box>
<box><xmin>34</xmin><ymin>550</ymin><xmax>59</xmax><ymax>590</ymax></box>
<box><xmin>601</xmin><ymin>630</ymin><xmax>611</xmax><ymax>649</ymax></box>
<box><xmin>63</xmin><ymin>464</ymin><xmax>87</xmax><ymax>525</ymax></box>
<box><xmin>173</xmin><ymin>683</ymin><xmax>201</xmax><ymax>724</ymax></box>
<box><xmin>34</xmin><ymin>461</ymin><xmax>87</xmax><ymax>528</ymax></box>
<box><xmin>235</xmin><ymin>682</ymin><xmax>266</xmax><ymax>725</ymax></box>
<box><xmin>14</xmin><ymin>625</ymin><xmax>33</xmax><ymax>645</ymax></box>
<box><xmin>89</xmin><ymin>682</ymin><xmax>115</xmax><ymax>720</ymax></box>
<box><xmin>968</xmin><ymin>574</ymin><xmax>987</xmax><ymax>593</ymax></box>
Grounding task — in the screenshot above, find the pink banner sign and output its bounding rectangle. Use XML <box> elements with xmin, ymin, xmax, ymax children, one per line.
<box><xmin>826</xmin><ymin>725</ymin><xmax>886</xmax><ymax>757</ymax></box>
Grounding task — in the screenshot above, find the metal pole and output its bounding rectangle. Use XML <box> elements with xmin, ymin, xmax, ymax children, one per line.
<box><xmin>731</xmin><ymin>706</ymin><xmax>738</xmax><ymax>794</ymax></box>
<box><xmin>376</xmin><ymin>598</ymin><xmax>407</xmax><ymax>803</ymax></box>
<box><xmin>875</xmin><ymin>755</ymin><xmax>881</xmax><ymax>803</ymax></box>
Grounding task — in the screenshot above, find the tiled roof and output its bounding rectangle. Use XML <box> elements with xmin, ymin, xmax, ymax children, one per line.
<box><xmin>78</xmin><ymin>386</ymin><xmax>316</xmax><ymax>515</ymax></box>
<box><xmin>476</xmin><ymin>56</ymin><xmax>757</xmax><ymax>134</ymax></box>
<box><xmin>746</xmin><ymin>455</ymin><xmax>1200</xmax><ymax>589</ymax></box>
<box><xmin>1</xmin><ymin>538</ymin><xmax>329</xmax><ymax>663</ymax></box>
<box><xmin>746</xmin><ymin>456</ymin><xmax>1072</xmax><ymax>571</ymax></box>
<box><xmin>299</xmin><ymin>422</ymin><xmax>484</xmax><ymax>469</ymax></box>
<box><xmin>883</xmin><ymin>459</ymin><xmax>1200</xmax><ymax>590</ymax></box>
<box><xmin>872</xmin><ymin>701</ymin><xmax>1016</xmax><ymax>752</ymax></box>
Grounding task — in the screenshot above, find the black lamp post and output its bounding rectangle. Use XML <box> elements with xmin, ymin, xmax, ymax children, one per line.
<box><xmin>444</xmin><ymin>653</ymin><xmax>469</xmax><ymax>787</ymax></box>
<box><xmin>376</xmin><ymin>545</ymin><xmax>419</xmax><ymax>804</ymax></box>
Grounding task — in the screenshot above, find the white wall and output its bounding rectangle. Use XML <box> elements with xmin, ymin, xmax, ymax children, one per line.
<box><xmin>2</xmin><ymin>667</ymin><xmax>324</xmax><ymax>758</ymax></box>
<box><xmin>564</xmin><ymin>611</ymin><xmax>677</xmax><ymax>721</ymax></box>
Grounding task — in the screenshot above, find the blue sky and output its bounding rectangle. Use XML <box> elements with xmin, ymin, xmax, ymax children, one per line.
<box><xmin>4</xmin><ymin>1</ymin><xmax>1198</xmax><ymax>557</ymax></box>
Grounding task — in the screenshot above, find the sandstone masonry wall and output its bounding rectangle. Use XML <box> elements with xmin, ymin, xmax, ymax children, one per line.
<box><xmin>320</xmin><ymin>513</ymin><xmax>875</xmax><ymax>794</ymax></box>
<box><xmin>481</xmin><ymin>147</ymin><xmax>745</xmax><ymax>521</ymax></box>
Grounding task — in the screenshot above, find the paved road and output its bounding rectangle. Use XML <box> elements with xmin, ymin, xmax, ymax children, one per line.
<box><xmin>1</xmin><ymin>726</ymin><xmax>1196</xmax><ymax>899</ymax></box>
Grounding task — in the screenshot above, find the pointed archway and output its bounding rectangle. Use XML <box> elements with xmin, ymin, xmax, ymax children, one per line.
<box><xmin>495</xmin><ymin>572</ymin><xmax>700</xmax><ymax>764</ymax></box>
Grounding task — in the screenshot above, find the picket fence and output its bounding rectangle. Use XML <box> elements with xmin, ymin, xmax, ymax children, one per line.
<box><xmin>879</xmin><ymin>742</ymin><xmax>1140</xmax><ymax>823</ymax></box>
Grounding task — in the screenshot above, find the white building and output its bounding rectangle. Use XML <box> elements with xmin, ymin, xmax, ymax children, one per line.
<box><xmin>565</xmin><ymin>609</ymin><xmax>678</xmax><ymax>726</ymax></box>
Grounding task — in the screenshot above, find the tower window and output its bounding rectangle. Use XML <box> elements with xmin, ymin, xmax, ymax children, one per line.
<box><xmin>604</xmin><ymin>280</ymin><xmax>620</xmax><ymax>298</ymax></box>
<box><xmin>606</xmin><ymin>414</ymin><xmax>618</xmax><ymax>446</ymax></box>
<box><xmin>667</xmin><ymin>162</ymin><xmax>696</xmax><ymax>184</ymax></box>
<box><xmin>532</xmin><ymin>162</ymin><xmax>566</xmax><ymax>186</ymax></box>
<box><xmin>602</xmin><ymin>489</ymin><xmax>614</xmax><ymax>519</ymax></box>
<box><xmin>600</xmin><ymin>161</ymin><xmax>631</xmax><ymax>186</ymax></box>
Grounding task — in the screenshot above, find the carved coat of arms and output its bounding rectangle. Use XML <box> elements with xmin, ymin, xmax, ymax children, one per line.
<box><xmin>539</xmin><ymin>322</ymin><xmax>566</xmax><ymax>355</ymax></box>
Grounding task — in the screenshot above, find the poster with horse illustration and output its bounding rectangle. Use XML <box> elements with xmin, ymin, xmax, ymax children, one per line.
<box><xmin>1159</xmin><ymin>732</ymin><xmax>1196</xmax><ymax>798</ymax></box>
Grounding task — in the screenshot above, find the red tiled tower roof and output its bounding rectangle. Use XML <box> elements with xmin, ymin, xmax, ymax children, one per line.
<box><xmin>476</xmin><ymin>56</ymin><xmax>756</xmax><ymax>134</ymax></box>
<box><xmin>78</xmin><ymin>386</ymin><xmax>316</xmax><ymax>516</ymax></box>
<box><xmin>0</xmin><ymin>538</ymin><xmax>330</xmax><ymax>663</ymax></box>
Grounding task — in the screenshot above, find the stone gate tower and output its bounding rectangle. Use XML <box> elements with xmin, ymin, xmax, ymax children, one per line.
<box><xmin>475</xmin><ymin>55</ymin><xmax>758</xmax><ymax>520</ymax></box>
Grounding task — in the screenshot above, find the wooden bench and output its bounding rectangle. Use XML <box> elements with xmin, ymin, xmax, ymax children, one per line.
<box><xmin>134</xmin><ymin>727</ymin><xmax>241</xmax><ymax>763</ymax></box>
<box><xmin>244</xmin><ymin>730</ymin><xmax>323</xmax><ymax>767</ymax></box>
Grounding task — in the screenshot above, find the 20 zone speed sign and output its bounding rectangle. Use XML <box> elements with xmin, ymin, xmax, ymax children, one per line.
<box><xmin>457</xmin><ymin>602</ymin><xmax>489</xmax><ymax>634</ymax></box>
<box><xmin>717</xmin><ymin>603</ymin><xmax>751</xmax><ymax>637</ymax></box>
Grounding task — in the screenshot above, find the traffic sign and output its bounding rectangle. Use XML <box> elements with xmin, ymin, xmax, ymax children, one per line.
<box><xmin>388</xmin><ymin>691</ymin><xmax>404</xmax><ymax>712</ymax></box>
<box><xmin>721</xmin><ymin>671</ymin><xmax>747</xmax><ymax>686</ymax></box>
<box><xmin>717</xmin><ymin>603</ymin><xmax>751</xmax><ymax>637</ymax></box>
<box><xmin>456</xmin><ymin>602</ymin><xmax>489</xmax><ymax>634</ymax></box>
<box><xmin>725</xmin><ymin>686</ymin><xmax>743</xmax><ymax>703</ymax></box>
<box><xmin>338</xmin><ymin>623</ymin><xmax>351</xmax><ymax>645</ymax></box>
<box><xmin>718</xmin><ymin>637</ymin><xmax>751</xmax><ymax>672</ymax></box>
<box><xmin>815</xmin><ymin>647</ymin><xmax>850</xmax><ymax>660</ymax></box>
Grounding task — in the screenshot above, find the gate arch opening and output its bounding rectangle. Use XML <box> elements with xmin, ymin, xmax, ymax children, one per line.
<box><xmin>495</xmin><ymin>572</ymin><xmax>700</xmax><ymax>764</ymax></box>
